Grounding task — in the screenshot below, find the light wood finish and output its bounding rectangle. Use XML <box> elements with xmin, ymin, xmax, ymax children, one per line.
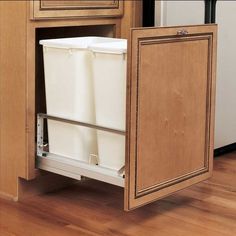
<box><xmin>0</xmin><ymin>153</ymin><xmax>235</xmax><ymax>235</ymax></box>
<box><xmin>0</xmin><ymin>0</ymin><xmax>141</xmax><ymax>200</ymax></box>
<box><xmin>31</xmin><ymin>0</ymin><xmax>123</xmax><ymax>19</ymax></box>
<box><xmin>0</xmin><ymin>1</ymin><xmax>28</xmax><ymax>198</ymax></box>
<box><xmin>120</xmin><ymin>0</ymin><xmax>142</xmax><ymax>39</ymax></box>
<box><xmin>125</xmin><ymin>25</ymin><xmax>217</xmax><ymax>210</ymax></box>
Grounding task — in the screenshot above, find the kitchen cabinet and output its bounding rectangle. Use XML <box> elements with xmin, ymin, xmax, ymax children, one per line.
<box><xmin>0</xmin><ymin>0</ymin><xmax>140</xmax><ymax>201</ymax></box>
<box><xmin>31</xmin><ymin>0</ymin><xmax>123</xmax><ymax>19</ymax></box>
<box><xmin>0</xmin><ymin>1</ymin><xmax>217</xmax><ymax>211</ymax></box>
<box><xmin>36</xmin><ymin>25</ymin><xmax>217</xmax><ymax>210</ymax></box>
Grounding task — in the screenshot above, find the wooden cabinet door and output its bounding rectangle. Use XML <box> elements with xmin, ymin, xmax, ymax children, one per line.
<box><xmin>125</xmin><ymin>25</ymin><xmax>217</xmax><ymax>211</ymax></box>
<box><xmin>31</xmin><ymin>0</ymin><xmax>123</xmax><ymax>19</ymax></box>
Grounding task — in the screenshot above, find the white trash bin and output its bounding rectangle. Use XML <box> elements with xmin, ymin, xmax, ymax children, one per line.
<box><xmin>90</xmin><ymin>40</ymin><xmax>127</xmax><ymax>171</ymax></box>
<box><xmin>40</xmin><ymin>37</ymin><xmax>121</xmax><ymax>162</ymax></box>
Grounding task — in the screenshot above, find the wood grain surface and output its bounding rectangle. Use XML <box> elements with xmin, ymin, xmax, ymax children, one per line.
<box><xmin>31</xmin><ymin>0</ymin><xmax>123</xmax><ymax>19</ymax></box>
<box><xmin>0</xmin><ymin>152</ymin><xmax>235</xmax><ymax>236</ymax></box>
<box><xmin>125</xmin><ymin>24</ymin><xmax>217</xmax><ymax>210</ymax></box>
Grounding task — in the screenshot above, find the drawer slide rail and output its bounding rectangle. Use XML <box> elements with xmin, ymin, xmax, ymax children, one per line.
<box><xmin>36</xmin><ymin>113</ymin><xmax>125</xmax><ymax>187</ymax></box>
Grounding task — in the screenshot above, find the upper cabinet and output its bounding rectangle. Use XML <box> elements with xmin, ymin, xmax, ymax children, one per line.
<box><xmin>30</xmin><ymin>0</ymin><xmax>124</xmax><ymax>19</ymax></box>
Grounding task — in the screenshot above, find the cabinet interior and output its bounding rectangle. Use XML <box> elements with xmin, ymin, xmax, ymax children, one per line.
<box><xmin>35</xmin><ymin>24</ymin><xmax>125</xmax><ymax>187</ymax></box>
<box><xmin>35</xmin><ymin>24</ymin><xmax>115</xmax><ymax>142</ymax></box>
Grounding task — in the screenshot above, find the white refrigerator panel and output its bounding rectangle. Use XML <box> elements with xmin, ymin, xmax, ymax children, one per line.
<box><xmin>155</xmin><ymin>0</ymin><xmax>205</xmax><ymax>26</ymax></box>
<box><xmin>215</xmin><ymin>1</ymin><xmax>236</xmax><ymax>148</ymax></box>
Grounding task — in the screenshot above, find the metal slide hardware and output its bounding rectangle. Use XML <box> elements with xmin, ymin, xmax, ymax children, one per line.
<box><xmin>36</xmin><ymin>113</ymin><xmax>125</xmax><ymax>187</ymax></box>
<box><xmin>38</xmin><ymin>113</ymin><xmax>126</xmax><ymax>136</ymax></box>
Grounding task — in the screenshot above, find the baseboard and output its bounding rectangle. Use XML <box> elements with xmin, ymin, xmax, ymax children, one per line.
<box><xmin>0</xmin><ymin>191</ymin><xmax>18</xmax><ymax>201</ymax></box>
<box><xmin>214</xmin><ymin>143</ymin><xmax>236</xmax><ymax>157</ymax></box>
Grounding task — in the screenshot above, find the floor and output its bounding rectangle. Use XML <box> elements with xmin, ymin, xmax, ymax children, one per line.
<box><xmin>0</xmin><ymin>152</ymin><xmax>235</xmax><ymax>236</ymax></box>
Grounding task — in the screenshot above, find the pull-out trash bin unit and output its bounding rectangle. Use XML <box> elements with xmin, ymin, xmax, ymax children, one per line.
<box><xmin>40</xmin><ymin>37</ymin><xmax>123</xmax><ymax>164</ymax></box>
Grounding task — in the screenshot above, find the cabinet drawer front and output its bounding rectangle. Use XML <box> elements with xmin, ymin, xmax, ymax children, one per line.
<box><xmin>31</xmin><ymin>0</ymin><xmax>123</xmax><ymax>19</ymax></box>
<box><xmin>125</xmin><ymin>25</ymin><xmax>217</xmax><ymax>211</ymax></box>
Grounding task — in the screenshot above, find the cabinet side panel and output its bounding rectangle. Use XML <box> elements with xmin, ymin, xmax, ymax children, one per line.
<box><xmin>0</xmin><ymin>1</ymin><xmax>27</xmax><ymax>197</ymax></box>
<box><xmin>121</xmin><ymin>1</ymin><xmax>142</xmax><ymax>39</ymax></box>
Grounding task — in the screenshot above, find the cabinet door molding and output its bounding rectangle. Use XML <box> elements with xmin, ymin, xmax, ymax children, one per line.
<box><xmin>125</xmin><ymin>25</ymin><xmax>217</xmax><ymax>210</ymax></box>
<box><xmin>31</xmin><ymin>0</ymin><xmax>123</xmax><ymax>19</ymax></box>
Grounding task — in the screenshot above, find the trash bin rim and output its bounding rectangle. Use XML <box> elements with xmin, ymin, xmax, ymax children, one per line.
<box><xmin>39</xmin><ymin>36</ymin><xmax>121</xmax><ymax>50</ymax></box>
<box><xmin>89</xmin><ymin>40</ymin><xmax>127</xmax><ymax>55</ymax></box>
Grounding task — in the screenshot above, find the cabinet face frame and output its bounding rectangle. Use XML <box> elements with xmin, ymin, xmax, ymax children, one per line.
<box><xmin>30</xmin><ymin>0</ymin><xmax>123</xmax><ymax>20</ymax></box>
<box><xmin>125</xmin><ymin>25</ymin><xmax>217</xmax><ymax>211</ymax></box>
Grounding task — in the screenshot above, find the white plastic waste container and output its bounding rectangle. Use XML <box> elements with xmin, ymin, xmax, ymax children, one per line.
<box><xmin>40</xmin><ymin>37</ymin><xmax>121</xmax><ymax>162</ymax></box>
<box><xmin>90</xmin><ymin>40</ymin><xmax>127</xmax><ymax>171</ymax></box>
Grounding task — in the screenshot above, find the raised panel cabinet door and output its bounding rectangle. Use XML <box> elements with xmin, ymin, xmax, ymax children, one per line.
<box><xmin>125</xmin><ymin>25</ymin><xmax>217</xmax><ymax>211</ymax></box>
<box><xmin>31</xmin><ymin>0</ymin><xmax>123</xmax><ymax>19</ymax></box>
